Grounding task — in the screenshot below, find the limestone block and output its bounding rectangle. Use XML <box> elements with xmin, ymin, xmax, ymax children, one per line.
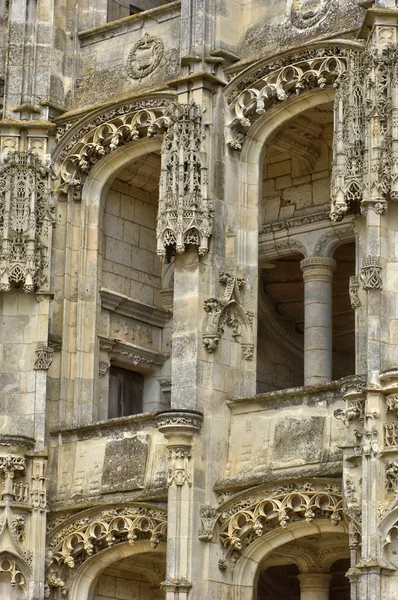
<box><xmin>271</xmin><ymin>416</ymin><xmax>324</xmax><ymax>468</ymax></box>
<box><xmin>101</xmin><ymin>434</ymin><xmax>149</xmax><ymax>493</ymax></box>
<box><xmin>115</xmin><ymin>577</ymin><xmax>141</xmax><ymax>599</ymax></box>
<box><xmin>97</xmin><ymin>575</ymin><xmax>116</xmax><ymax>598</ymax></box>
<box><xmin>268</xmin><ymin>159</ymin><xmax>291</xmax><ymax>179</ymax></box>
<box><xmin>105</xmin><ymin>238</ymin><xmax>132</xmax><ymax>267</ymax></box>
<box><xmin>282</xmin><ymin>182</ymin><xmax>312</xmax><ymax>209</ymax></box>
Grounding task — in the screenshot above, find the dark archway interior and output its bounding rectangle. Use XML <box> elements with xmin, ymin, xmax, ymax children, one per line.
<box><xmin>257</xmin><ymin>558</ymin><xmax>350</xmax><ymax>600</ymax></box>
<box><xmin>257</xmin><ymin>242</ymin><xmax>355</xmax><ymax>392</ymax></box>
<box><xmin>257</xmin><ymin>564</ymin><xmax>300</xmax><ymax>599</ymax></box>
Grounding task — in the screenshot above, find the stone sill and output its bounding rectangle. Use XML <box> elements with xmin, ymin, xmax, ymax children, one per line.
<box><xmin>50</xmin><ymin>411</ymin><xmax>158</xmax><ymax>440</ymax></box>
<box><xmin>78</xmin><ymin>1</ymin><xmax>181</xmax><ymax>46</ymax></box>
<box><xmin>100</xmin><ymin>287</ymin><xmax>171</xmax><ymax>327</ymax></box>
<box><xmin>228</xmin><ymin>379</ymin><xmax>343</xmax><ymax>414</ymax></box>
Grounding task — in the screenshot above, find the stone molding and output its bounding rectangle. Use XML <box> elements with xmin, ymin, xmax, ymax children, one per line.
<box><xmin>156</xmin><ymin>410</ymin><xmax>203</xmax><ymax>436</ymax></box>
<box><xmin>0</xmin><ymin>151</ymin><xmax>55</xmax><ymax>294</ymax></box>
<box><xmin>100</xmin><ymin>288</ymin><xmax>171</xmax><ymax>328</ymax></box>
<box><xmin>99</xmin><ymin>336</ymin><xmax>167</xmax><ymax>368</ymax></box>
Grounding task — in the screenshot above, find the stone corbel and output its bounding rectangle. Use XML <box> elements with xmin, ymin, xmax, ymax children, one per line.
<box><xmin>198</xmin><ymin>505</ymin><xmax>219</xmax><ymax>542</ymax></box>
<box><xmin>202</xmin><ymin>271</ymin><xmax>254</xmax><ymax>360</ymax></box>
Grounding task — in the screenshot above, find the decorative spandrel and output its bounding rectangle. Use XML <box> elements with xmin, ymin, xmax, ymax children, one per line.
<box><xmin>154</xmin><ymin>102</ymin><xmax>213</xmax><ymax>262</ymax></box>
<box><xmin>0</xmin><ymin>152</ymin><xmax>54</xmax><ymax>293</ymax></box>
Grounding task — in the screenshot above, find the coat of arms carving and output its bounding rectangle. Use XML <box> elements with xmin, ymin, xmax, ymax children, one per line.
<box><xmin>290</xmin><ymin>0</ymin><xmax>335</xmax><ymax>29</ymax></box>
<box><xmin>126</xmin><ymin>33</ymin><xmax>164</xmax><ymax>80</ymax></box>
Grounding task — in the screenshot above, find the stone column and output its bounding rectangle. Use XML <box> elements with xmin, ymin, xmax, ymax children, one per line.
<box><xmin>297</xmin><ymin>572</ymin><xmax>332</xmax><ymax>600</ymax></box>
<box><xmin>156</xmin><ymin>410</ymin><xmax>203</xmax><ymax>600</ymax></box>
<box><xmin>300</xmin><ymin>257</ymin><xmax>336</xmax><ymax>386</ymax></box>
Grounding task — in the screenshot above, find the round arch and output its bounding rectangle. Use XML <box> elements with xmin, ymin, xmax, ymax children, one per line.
<box><xmin>67</xmin><ymin>540</ymin><xmax>166</xmax><ymax>600</ymax></box>
<box><xmin>232</xmin><ymin>519</ymin><xmax>348</xmax><ymax>600</ymax></box>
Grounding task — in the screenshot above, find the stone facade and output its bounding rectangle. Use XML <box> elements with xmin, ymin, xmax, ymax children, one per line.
<box><xmin>2</xmin><ymin>0</ymin><xmax>398</xmax><ymax>599</ymax></box>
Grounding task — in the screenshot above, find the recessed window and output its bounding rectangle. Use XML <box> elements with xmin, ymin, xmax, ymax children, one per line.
<box><xmin>108</xmin><ymin>366</ymin><xmax>144</xmax><ymax>419</ymax></box>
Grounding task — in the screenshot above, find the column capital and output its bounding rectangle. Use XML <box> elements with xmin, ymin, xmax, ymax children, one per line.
<box><xmin>156</xmin><ymin>410</ymin><xmax>203</xmax><ymax>443</ymax></box>
<box><xmin>300</xmin><ymin>256</ymin><xmax>337</xmax><ymax>272</ymax></box>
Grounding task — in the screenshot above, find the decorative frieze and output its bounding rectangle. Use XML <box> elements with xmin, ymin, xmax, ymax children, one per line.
<box><xmin>153</xmin><ymin>102</ymin><xmax>213</xmax><ymax>261</ymax></box>
<box><xmin>156</xmin><ymin>411</ymin><xmax>203</xmax><ymax>434</ymax></box>
<box><xmin>126</xmin><ymin>33</ymin><xmax>164</xmax><ymax>80</ymax></box>
<box><xmin>360</xmin><ymin>256</ymin><xmax>383</xmax><ymax>290</ymax></box>
<box><xmin>203</xmin><ymin>271</ymin><xmax>254</xmax><ymax>359</ymax></box>
<box><xmin>99</xmin><ymin>336</ymin><xmax>167</xmax><ymax>367</ymax></box>
<box><xmin>0</xmin><ymin>151</ymin><xmax>54</xmax><ymax>293</ymax></box>
<box><xmin>34</xmin><ymin>343</ymin><xmax>54</xmax><ymax>370</ymax></box>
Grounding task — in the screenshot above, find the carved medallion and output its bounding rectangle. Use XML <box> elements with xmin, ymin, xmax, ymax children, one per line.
<box><xmin>127</xmin><ymin>33</ymin><xmax>164</xmax><ymax>80</ymax></box>
<box><xmin>290</xmin><ymin>0</ymin><xmax>333</xmax><ymax>29</ymax></box>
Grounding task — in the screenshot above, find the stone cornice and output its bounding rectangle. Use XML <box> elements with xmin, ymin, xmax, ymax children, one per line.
<box><xmin>100</xmin><ymin>288</ymin><xmax>171</xmax><ymax>327</ymax></box>
<box><xmin>99</xmin><ymin>336</ymin><xmax>168</xmax><ymax>367</ymax></box>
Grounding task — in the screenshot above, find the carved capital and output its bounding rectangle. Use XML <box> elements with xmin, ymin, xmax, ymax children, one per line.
<box><xmin>198</xmin><ymin>506</ymin><xmax>219</xmax><ymax>542</ymax></box>
<box><xmin>156</xmin><ymin>410</ymin><xmax>203</xmax><ymax>438</ymax></box>
<box><xmin>360</xmin><ymin>256</ymin><xmax>382</xmax><ymax>290</ymax></box>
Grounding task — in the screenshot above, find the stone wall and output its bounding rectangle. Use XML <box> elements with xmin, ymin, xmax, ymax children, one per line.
<box><xmin>94</xmin><ymin>572</ymin><xmax>151</xmax><ymax>600</ymax></box>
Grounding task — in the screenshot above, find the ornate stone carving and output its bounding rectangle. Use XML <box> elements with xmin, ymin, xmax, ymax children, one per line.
<box><xmin>0</xmin><ymin>151</ymin><xmax>54</xmax><ymax>293</ymax></box>
<box><xmin>0</xmin><ymin>556</ymin><xmax>26</xmax><ymax>588</ymax></box>
<box><xmin>55</xmin><ymin>102</ymin><xmax>171</xmax><ymax>198</ymax></box>
<box><xmin>228</xmin><ymin>50</ymin><xmax>347</xmax><ymax>148</ymax></box>
<box><xmin>0</xmin><ymin>455</ymin><xmax>25</xmax><ymax>479</ymax></box>
<box><xmin>99</xmin><ymin>337</ymin><xmax>166</xmax><ymax>367</ymax></box>
<box><xmin>126</xmin><ymin>33</ymin><xmax>164</xmax><ymax>80</ymax></box>
<box><xmin>330</xmin><ymin>44</ymin><xmax>398</xmax><ymax>220</ymax></box>
<box><xmin>349</xmin><ymin>275</ymin><xmax>361</xmax><ymax>309</ymax></box>
<box><xmin>46</xmin><ymin>505</ymin><xmax>167</xmax><ymax>595</ymax></box>
<box><xmin>290</xmin><ymin>0</ymin><xmax>336</xmax><ymax>30</ymax></box>
<box><xmin>156</xmin><ymin>411</ymin><xmax>203</xmax><ymax>433</ymax></box>
<box><xmin>386</xmin><ymin>460</ymin><xmax>398</xmax><ymax>492</ymax></box>
<box><xmin>334</xmin><ymin>375</ymin><xmax>366</xmax><ymax>428</ymax></box>
<box><xmin>98</xmin><ymin>360</ymin><xmax>111</xmax><ymax>378</ymax></box>
<box><xmin>360</xmin><ymin>256</ymin><xmax>382</xmax><ymax>290</ymax></box>
<box><xmin>167</xmin><ymin>446</ymin><xmax>192</xmax><ymax>487</ymax></box>
<box><xmin>198</xmin><ymin>506</ymin><xmax>219</xmax><ymax>542</ymax></box>
<box><xmin>10</xmin><ymin>515</ymin><xmax>26</xmax><ymax>543</ymax></box>
<box><xmin>387</xmin><ymin>394</ymin><xmax>398</xmax><ymax>418</ymax></box>
<box><xmin>203</xmin><ymin>271</ymin><xmax>253</xmax><ymax>359</ymax></box>
<box><xmin>34</xmin><ymin>343</ymin><xmax>54</xmax><ymax>370</ymax></box>
<box><xmin>385</xmin><ymin>422</ymin><xmax>398</xmax><ymax>448</ymax></box>
<box><xmin>152</xmin><ymin>102</ymin><xmax>212</xmax><ymax>261</ymax></box>
<box><xmin>218</xmin><ymin>486</ymin><xmax>342</xmax><ymax>560</ymax></box>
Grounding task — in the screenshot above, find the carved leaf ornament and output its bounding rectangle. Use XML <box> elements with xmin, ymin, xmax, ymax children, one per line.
<box><xmin>227</xmin><ymin>51</ymin><xmax>347</xmax><ymax>149</ymax></box>
<box><xmin>218</xmin><ymin>488</ymin><xmax>342</xmax><ymax>559</ymax></box>
<box><xmin>56</xmin><ymin>103</ymin><xmax>170</xmax><ymax>197</ymax></box>
<box><xmin>46</xmin><ymin>506</ymin><xmax>167</xmax><ymax>595</ymax></box>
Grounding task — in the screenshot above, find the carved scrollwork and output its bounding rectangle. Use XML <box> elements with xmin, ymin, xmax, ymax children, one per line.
<box><xmin>0</xmin><ymin>151</ymin><xmax>54</xmax><ymax>294</ymax></box>
<box><xmin>152</xmin><ymin>102</ymin><xmax>213</xmax><ymax>261</ymax></box>
<box><xmin>203</xmin><ymin>271</ymin><xmax>254</xmax><ymax>359</ymax></box>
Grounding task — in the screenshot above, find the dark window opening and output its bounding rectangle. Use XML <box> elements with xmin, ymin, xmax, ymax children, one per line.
<box><xmin>108</xmin><ymin>366</ymin><xmax>144</xmax><ymax>419</ymax></box>
<box><xmin>130</xmin><ymin>3</ymin><xmax>142</xmax><ymax>14</ymax></box>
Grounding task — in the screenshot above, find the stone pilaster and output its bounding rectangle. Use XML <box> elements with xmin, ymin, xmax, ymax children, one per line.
<box><xmin>157</xmin><ymin>410</ymin><xmax>203</xmax><ymax>600</ymax></box>
<box><xmin>300</xmin><ymin>257</ymin><xmax>336</xmax><ymax>386</ymax></box>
